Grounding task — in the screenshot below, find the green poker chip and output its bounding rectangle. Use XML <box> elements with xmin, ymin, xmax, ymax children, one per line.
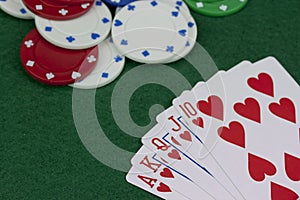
<box><xmin>184</xmin><ymin>0</ymin><xmax>248</xmax><ymax>17</ymax></box>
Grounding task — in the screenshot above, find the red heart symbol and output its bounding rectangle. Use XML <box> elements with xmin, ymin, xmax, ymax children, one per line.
<box><xmin>271</xmin><ymin>182</ymin><xmax>299</xmax><ymax>200</ymax></box>
<box><xmin>218</xmin><ymin>121</ymin><xmax>246</xmax><ymax>148</ymax></box>
<box><xmin>180</xmin><ymin>131</ymin><xmax>192</xmax><ymax>142</ymax></box>
<box><xmin>192</xmin><ymin>117</ymin><xmax>204</xmax><ymax>128</ymax></box>
<box><xmin>160</xmin><ymin>168</ymin><xmax>174</xmax><ymax>179</ymax></box>
<box><xmin>157</xmin><ymin>182</ymin><xmax>172</xmax><ymax>193</ymax></box>
<box><xmin>168</xmin><ymin>149</ymin><xmax>181</xmax><ymax>160</ymax></box>
<box><xmin>234</xmin><ymin>98</ymin><xmax>261</xmax><ymax>123</ymax></box>
<box><xmin>248</xmin><ymin>73</ymin><xmax>274</xmax><ymax>97</ymax></box>
<box><xmin>248</xmin><ymin>153</ymin><xmax>277</xmax><ymax>182</ymax></box>
<box><xmin>284</xmin><ymin>153</ymin><xmax>300</xmax><ymax>181</ymax></box>
<box><xmin>197</xmin><ymin>95</ymin><xmax>224</xmax><ymax>121</ymax></box>
<box><xmin>269</xmin><ymin>98</ymin><xmax>296</xmax><ymax>124</ymax></box>
<box><xmin>171</xmin><ymin>136</ymin><xmax>181</xmax><ymax>146</ymax></box>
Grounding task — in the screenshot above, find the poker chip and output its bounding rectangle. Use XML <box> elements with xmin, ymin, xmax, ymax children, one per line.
<box><xmin>112</xmin><ymin>1</ymin><xmax>189</xmax><ymax>64</ymax></box>
<box><xmin>19</xmin><ymin>0</ymin><xmax>36</xmax><ymax>17</ymax></box>
<box><xmin>22</xmin><ymin>0</ymin><xmax>93</xmax><ymax>20</ymax></box>
<box><xmin>70</xmin><ymin>37</ymin><xmax>125</xmax><ymax>89</ymax></box>
<box><xmin>102</xmin><ymin>0</ymin><xmax>135</xmax><ymax>8</ymax></box>
<box><xmin>166</xmin><ymin>8</ymin><xmax>197</xmax><ymax>63</ymax></box>
<box><xmin>20</xmin><ymin>29</ymin><xmax>99</xmax><ymax>85</ymax></box>
<box><xmin>115</xmin><ymin>0</ymin><xmax>190</xmax><ymax>15</ymax></box>
<box><xmin>172</xmin><ymin>0</ymin><xmax>190</xmax><ymax>14</ymax></box>
<box><xmin>184</xmin><ymin>0</ymin><xmax>248</xmax><ymax>17</ymax></box>
<box><xmin>35</xmin><ymin>1</ymin><xmax>112</xmax><ymax>50</ymax></box>
<box><xmin>115</xmin><ymin>0</ymin><xmax>193</xmax><ymax>64</ymax></box>
<box><xmin>0</xmin><ymin>0</ymin><xmax>33</xmax><ymax>19</ymax></box>
<box><xmin>47</xmin><ymin>0</ymin><xmax>95</xmax><ymax>5</ymax></box>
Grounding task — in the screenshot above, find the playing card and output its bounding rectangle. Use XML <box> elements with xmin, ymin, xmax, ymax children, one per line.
<box><xmin>127</xmin><ymin>56</ymin><xmax>299</xmax><ymax>199</ymax></box>
<box><xmin>156</xmin><ymin>105</ymin><xmax>245</xmax><ymax>200</ymax></box>
<box><xmin>141</xmin><ymin>123</ymin><xmax>236</xmax><ymax>199</ymax></box>
<box><xmin>126</xmin><ymin>166</ymin><xmax>190</xmax><ymax>200</ymax></box>
<box><xmin>173</xmin><ymin>61</ymin><xmax>252</xmax><ymax>153</ymax></box>
<box><xmin>130</xmin><ymin>145</ymin><xmax>215</xmax><ymax>200</ymax></box>
<box><xmin>191</xmin><ymin>57</ymin><xmax>300</xmax><ymax>199</ymax></box>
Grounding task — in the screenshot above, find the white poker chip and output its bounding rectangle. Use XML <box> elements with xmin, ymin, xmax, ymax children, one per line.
<box><xmin>173</xmin><ymin>0</ymin><xmax>190</xmax><ymax>14</ymax></box>
<box><xmin>112</xmin><ymin>0</ymin><xmax>189</xmax><ymax>64</ymax></box>
<box><xmin>115</xmin><ymin>0</ymin><xmax>195</xmax><ymax>64</ymax></box>
<box><xmin>35</xmin><ymin>1</ymin><xmax>112</xmax><ymax>50</ymax></box>
<box><xmin>19</xmin><ymin>0</ymin><xmax>37</xmax><ymax>18</ymax></box>
<box><xmin>0</xmin><ymin>0</ymin><xmax>33</xmax><ymax>19</ymax></box>
<box><xmin>167</xmin><ymin>7</ymin><xmax>197</xmax><ymax>63</ymax></box>
<box><xmin>19</xmin><ymin>0</ymin><xmax>35</xmax><ymax>19</ymax></box>
<box><xmin>115</xmin><ymin>0</ymin><xmax>190</xmax><ymax>15</ymax></box>
<box><xmin>69</xmin><ymin>38</ymin><xmax>125</xmax><ymax>89</ymax></box>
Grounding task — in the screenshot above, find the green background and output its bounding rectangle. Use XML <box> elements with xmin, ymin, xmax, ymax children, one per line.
<box><xmin>1</xmin><ymin>0</ymin><xmax>299</xmax><ymax>199</ymax></box>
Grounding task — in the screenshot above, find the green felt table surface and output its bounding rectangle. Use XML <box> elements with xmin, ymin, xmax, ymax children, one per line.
<box><xmin>1</xmin><ymin>1</ymin><xmax>299</xmax><ymax>199</ymax></box>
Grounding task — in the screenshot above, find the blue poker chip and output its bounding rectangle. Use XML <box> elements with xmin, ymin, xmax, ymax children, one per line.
<box><xmin>102</xmin><ymin>0</ymin><xmax>136</xmax><ymax>7</ymax></box>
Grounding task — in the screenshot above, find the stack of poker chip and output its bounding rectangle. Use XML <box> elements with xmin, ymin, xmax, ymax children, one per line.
<box><xmin>1</xmin><ymin>0</ymin><xmax>126</xmax><ymax>88</ymax></box>
<box><xmin>0</xmin><ymin>0</ymin><xmax>248</xmax><ymax>88</ymax></box>
<box><xmin>18</xmin><ymin>0</ymin><xmax>126</xmax><ymax>89</ymax></box>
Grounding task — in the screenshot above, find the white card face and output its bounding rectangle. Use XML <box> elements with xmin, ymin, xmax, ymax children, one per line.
<box><xmin>191</xmin><ymin>62</ymin><xmax>254</xmax><ymax>156</ymax></box>
<box><xmin>172</xmin><ymin>62</ymin><xmax>252</xmax><ymax>154</ymax></box>
<box><xmin>193</xmin><ymin>57</ymin><xmax>300</xmax><ymax>199</ymax></box>
<box><xmin>141</xmin><ymin>124</ymin><xmax>236</xmax><ymax>199</ymax></box>
<box><xmin>156</xmin><ymin>106</ymin><xmax>245</xmax><ymax>200</ymax></box>
<box><xmin>130</xmin><ymin>146</ymin><xmax>215</xmax><ymax>200</ymax></box>
<box><xmin>126</xmin><ymin>166</ymin><xmax>190</xmax><ymax>200</ymax></box>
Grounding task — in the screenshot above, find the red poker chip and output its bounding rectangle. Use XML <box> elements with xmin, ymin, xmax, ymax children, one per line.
<box><xmin>47</xmin><ymin>0</ymin><xmax>95</xmax><ymax>6</ymax></box>
<box><xmin>20</xmin><ymin>29</ymin><xmax>99</xmax><ymax>86</ymax></box>
<box><xmin>22</xmin><ymin>0</ymin><xmax>93</xmax><ymax>20</ymax></box>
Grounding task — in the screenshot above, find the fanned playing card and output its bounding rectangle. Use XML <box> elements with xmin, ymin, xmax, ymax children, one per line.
<box><xmin>130</xmin><ymin>145</ymin><xmax>215</xmax><ymax>200</ymax></box>
<box><xmin>126</xmin><ymin>57</ymin><xmax>300</xmax><ymax>200</ymax></box>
